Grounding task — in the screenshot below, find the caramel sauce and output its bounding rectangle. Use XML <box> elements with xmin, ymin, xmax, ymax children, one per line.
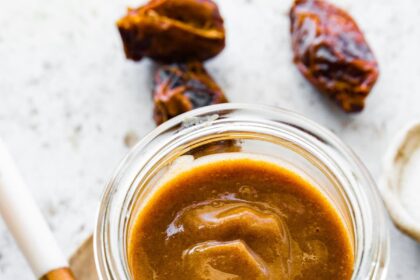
<box><xmin>128</xmin><ymin>156</ymin><xmax>353</xmax><ymax>279</ymax></box>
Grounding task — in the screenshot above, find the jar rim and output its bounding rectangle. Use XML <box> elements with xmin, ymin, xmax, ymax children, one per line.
<box><xmin>94</xmin><ymin>103</ymin><xmax>389</xmax><ymax>280</ymax></box>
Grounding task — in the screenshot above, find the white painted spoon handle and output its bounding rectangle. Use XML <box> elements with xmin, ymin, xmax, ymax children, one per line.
<box><xmin>0</xmin><ymin>139</ymin><xmax>74</xmax><ymax>279</ymax></box>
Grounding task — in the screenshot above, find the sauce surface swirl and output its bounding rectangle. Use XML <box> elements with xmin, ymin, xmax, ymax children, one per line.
<box><xmin>128</xmin><ymin>155</ymin><xmax>353</xmax><ymax>279</ymax></box>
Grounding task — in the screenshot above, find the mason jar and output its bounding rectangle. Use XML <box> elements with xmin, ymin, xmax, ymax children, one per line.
<box><xmin>94</xmin><ymin>103</ymin><xmax>389</xmax><ymax>279</ymax></box>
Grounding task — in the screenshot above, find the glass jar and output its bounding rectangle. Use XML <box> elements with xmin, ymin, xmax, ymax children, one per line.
<box><xmin>94</xmin><ymin>103</ymin><xmax>389</xmax><ymax>279</ymax></box>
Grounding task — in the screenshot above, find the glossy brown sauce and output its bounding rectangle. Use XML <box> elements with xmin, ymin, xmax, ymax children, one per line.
<box><xmin>128</xmin><ymin>157</ymin><xmax>354</xmax><ymax>279</ymax></box>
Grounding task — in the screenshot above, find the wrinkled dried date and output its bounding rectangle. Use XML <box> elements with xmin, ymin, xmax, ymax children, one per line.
<box><xmin>117</xmin><ymin>0</ymin><xmax>225</xmax><ymax>62</ymax></box>
<box><xmin>290</xmin><ymin>0</ymin><xmax>379</xmax><ymax>112</ymax></box>
<box><xmin>153</xmin><ymin>62</ymin><xmax>227</xmax><ymax>125</ymax></box>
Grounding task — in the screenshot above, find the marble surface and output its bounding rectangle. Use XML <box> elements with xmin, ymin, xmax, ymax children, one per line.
<box><xmin>0</xmin><ymin>0</ymin><xmax>419</xmax><ymax>278</ymax></box>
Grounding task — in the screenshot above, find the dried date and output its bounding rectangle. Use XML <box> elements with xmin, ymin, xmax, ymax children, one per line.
<box><xmin>117</xmin><ymin>0</ymin><xmax>225</xmax><ymax>62</ymax></box>
<box><xmin>153</xmin><ymin>62</ymin><xmax>227</xmax><ymax>125</ymax></box>
<box><xmin>290</xmin><ymin>0</ymin><xmax>379</xmax><ymax>112</ymax></box>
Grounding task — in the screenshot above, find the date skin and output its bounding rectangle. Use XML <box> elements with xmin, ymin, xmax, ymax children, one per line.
<box><xmin>153</xmin><ymin>62</ymin><xmax>228</xmax><ymax>125</ymax></box>
<box><xmin>290</xmin><ymin>0</ymin><xmax>379</xmax><ymax>112</ymax></box>
<box><xmin>117</xmin><ymin>0</ymin><xmax>225</xmax><ymax>62</ymax></box>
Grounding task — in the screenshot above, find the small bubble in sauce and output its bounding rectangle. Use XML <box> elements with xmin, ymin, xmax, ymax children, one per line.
<box><xmin>239</xmin><ymin>185</ymin><xmax>258</xmax><ymax>199</ymax></box>
<box><xmin>211</xmin><ymin>201</ymin><xmax>223</xmax><ymax>208</ymax></box>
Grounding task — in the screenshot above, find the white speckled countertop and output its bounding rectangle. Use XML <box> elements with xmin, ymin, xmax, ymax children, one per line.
<box><xmin>0</xmin><ymin>0</ymin><xmax>419</xmax><ymax>279</ymax></box>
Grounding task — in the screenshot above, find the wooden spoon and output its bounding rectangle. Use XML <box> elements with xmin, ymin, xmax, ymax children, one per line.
<box><xmin>0</xmin><ymin>139</ymin><xmax>76</xmax><ymax>279</ymax></box>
